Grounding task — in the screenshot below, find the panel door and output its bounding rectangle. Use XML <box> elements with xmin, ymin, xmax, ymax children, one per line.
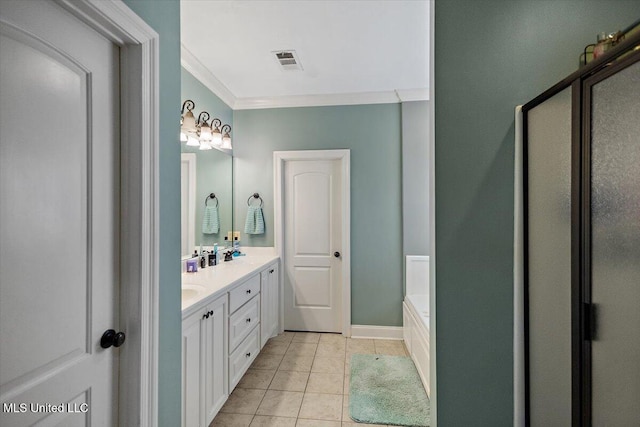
<box><xmin>589</xmin><ymin>57</ymin><xmax>640</xmax><ymax>426</ymax></box>
<box><xmin>0</xmin><ymin>1</ymin><xmax>120</xmax><ymax>425</ymax></box>
<box><xmin>284</xmin><ymin>159</ymin><xmax>342</xmax><ymax>332</ymax></box>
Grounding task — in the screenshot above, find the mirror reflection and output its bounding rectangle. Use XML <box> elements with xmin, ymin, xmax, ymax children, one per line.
<box><xmin>180</xmin><ymin>69</ymin><xmax>234</xmax><ymax>259</ymax></box>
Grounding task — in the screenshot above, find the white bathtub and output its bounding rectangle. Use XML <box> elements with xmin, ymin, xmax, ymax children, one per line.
<box><xmin>403</xmin><ymin>294</ymin><xmax>430</xmax><ymax>397</ymax></box>
<box><xmin>403</xmin><ymin>255</ymin><xmax>430</xmax><ymax>396</ymax></box>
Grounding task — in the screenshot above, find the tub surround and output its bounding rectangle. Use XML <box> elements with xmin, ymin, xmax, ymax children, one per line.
<box><xmin>181</xmin><ymin>247</ymin><xmax>278</xmax><ymax>315</ymax></box>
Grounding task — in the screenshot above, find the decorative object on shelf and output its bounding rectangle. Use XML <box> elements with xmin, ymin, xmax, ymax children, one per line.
<box><xmin>579</xmin><ymin>19</ymin><xmax>640</xmax><ymax>67</ymax></box>
<box><xmin>179</xmin><ymin>100</ymin><xmax>233</xmax><ymax>150</ymax></box>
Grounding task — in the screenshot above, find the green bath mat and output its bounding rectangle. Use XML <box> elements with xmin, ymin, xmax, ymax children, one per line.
<box><xmin>349</xmin><ymin>354</ymin><xmax>430</xmax><ymax>427</ymax></box>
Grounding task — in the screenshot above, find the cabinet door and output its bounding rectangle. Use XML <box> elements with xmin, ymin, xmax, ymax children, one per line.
<box><xmin>202</xmin><ymin>297</ymin><xmax>228</xmax><ymax>426</ymax></box>
<box><xmin>268</xmin><ymin>263</ymin><xmax>280</xmax><ymax>338</ymax></box>
<box><xmin>182</xmin><ymin>311</ymin><xmax>202</xmax><ymax>427</ymax></box>
<box><xmin>261</xmin><ymin>263</ymin><xmax>279</xmax><ymax>348</ymax></box>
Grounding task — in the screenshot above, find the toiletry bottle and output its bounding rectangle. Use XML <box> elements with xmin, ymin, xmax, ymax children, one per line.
<box><xmin>192</xmin><ymin>250</ymin><xmax>198</xmax><ymax>259</ymax></box>
<box><xmin>233</xmin><ymin>237</ymin><xmax>240</xmax><ymax>255</ymax></box>
<box><xmin>200</xmin><ymin>251</ymin><xmax>207</xmax><ymax>269</ymax></box>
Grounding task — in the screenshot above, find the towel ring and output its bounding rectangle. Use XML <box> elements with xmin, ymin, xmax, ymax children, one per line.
<box><xmin>247</xmin><ymin>193</ymin><xmax>263</xmax><ymax>207</ymax></box>
<box><xmin>205</xmin><ymin>193</ymin><xmax>218</xmax><ymax>207</ymax></box>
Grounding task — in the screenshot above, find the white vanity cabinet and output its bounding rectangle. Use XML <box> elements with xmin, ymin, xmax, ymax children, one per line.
<box><xmin>260</xmin><ymin>262</ymin><xmax>279</xmax><ymax>348</ymax></box>
<box><xmin>182</xmin><ymin>295</ymin><xmax>227</xmax><ymax>427</ymax></box>
<box><xmin>227</xmin><ymin>273</ymin><xmax>262</xmax><ymax>391</ymax></box>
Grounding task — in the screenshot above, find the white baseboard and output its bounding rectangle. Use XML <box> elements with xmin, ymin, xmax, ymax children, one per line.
<box><xmin>350</xmin><ymin>325</ymin><xmax>403</xmax><ymax>340</ymax></box>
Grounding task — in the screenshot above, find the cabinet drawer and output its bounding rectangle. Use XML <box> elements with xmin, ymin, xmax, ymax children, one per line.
<box><xmin>228</xmin><ymin>325</ymin><xmax>260</xmax><ymax>391</ymax></box>
<box><xmin>229</xmin><ymin>295</ymin><xmax>260</xmax><ymax>352</ymax></box>
<box><xmin>229</xmin><ymin>274</ymin><xmax>261</xmax><ymax>313</ymax></box>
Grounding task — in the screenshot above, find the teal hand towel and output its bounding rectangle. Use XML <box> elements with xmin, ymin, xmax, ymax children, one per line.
<box><xmin>202</xmin><ymin>206</ymin><xmax>220</xmax><ymax>234</ymax></box>
<box><xmin>244</xmin><ymin>206</ymin><xmax>265</xmax><ymax>234</ymax></box>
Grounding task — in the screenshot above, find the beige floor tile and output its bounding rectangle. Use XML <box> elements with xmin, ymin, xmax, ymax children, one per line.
<box><xmin>346</xmin><ymin>339</ymin><xmax>375</xmax><ymax>355</ymax></box>
<box><xmin>256</xmin><ymin>390</ymin><xmax>304</xmax><ymax>418</ymax></box>
<box><xmin>319</xmin><ymin>333</ymin><xmax>346</xmax><ymax>344</ymax></box>
<box><xmin>341</xmin><ymin>422</ymin><xmax>383</xmax><ymax>427</ymax></box>
<box><xmin>343</xmin><ymin>374</ymin><xmax>349</xmax><ymax>395</ymax></box>
<box><xmin>373</xmin><ymin>340</ymin><xmax>407</xmax><ymax>356</ymax></box>
<box><xmin>250</xmin><ymin>415</ymin><xmax>297</xmax><ymax>427</ymax></box>
<box><xmin>252</xmin><ymin>353</ymin><xmax>284</xmax><ymax>370</ymax></box>
<box><xmin>210</xmin><ymin>412</ymin><xmax>253</xmax><ymax>426</ymax></box>
<box><xmin>342</xmin><ymin>394</ymin><xmax>350</xmax><ymax>421</ymax></box>
<box><xmin>238</xmin><ymin>369</ymin><xmax>276</xmax><ymax>389</ymax></box>
<box><xmin>262</xmin><ymin>342</ymin><xmax>290</xmax><ymax>356</ymax></box>
<box><xmin>312</xmin><ymin>357</ymin><xmax>345</xmax><ymax>375</ymax></box>
<box><xmin>297</xmin><ymin>420</ymin><xmax>341</xmax><ymax>427</ymax></box>
<box><xmin>291</xmin><ymin>332</ymin><xmax>321</xmax><ymax>343</ymax></box>
<box><xmin>220</xmin><ymin>388</ymin><xmax>266</xmax><ymax>415</ymax></box>
<box><xmin>269</xmin><ymin>371</ymin><xmax>309</xmax><ymax>392</ymax></box>
<box><xmin>315</xmin><ymin>341</ymin><xmax>346</xmax><ymax>358</ymax></box>
<box><xmin>286</xmin><ymin>342</ymin><xmax>317</xmax><ymax>357</ymax></box>
<box><xmin>299</xmin><ymin>393</ymin><xmax>343</xmax><ymax>421</ymax></box>
<box><xmin>279</xmin><ymin>355</ymin><xmax>314</xmax><ymax>372</ymax></box>
<box><xmin>306</xmin><ymin>373</ymin><xmax>344</xmax><ymax>395</ymax></box>
<box><xmin>269</xmin><ymin>332</ymin><xmax>295</xmax><ymax>344</ymax></box>
<box><xmin>374</xmin><ymin>346</ymin><xmax>407</xmax><ymax>356</ymax></box>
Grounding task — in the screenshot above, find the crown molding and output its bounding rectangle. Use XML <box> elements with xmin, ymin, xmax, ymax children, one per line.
<box><xmin>180</xmin><ymin>44</ymin><xmax>237</xmax><ymax>109</ymax></box>
<box><xmin>395</xmin><ymin>88</ymin><xmax>430</xmax><ymax>102</ymax></box>
<box><xmin>234</xmin><ymin>91</ymin><xmax>404</xmax><ymax>110</ymax></box>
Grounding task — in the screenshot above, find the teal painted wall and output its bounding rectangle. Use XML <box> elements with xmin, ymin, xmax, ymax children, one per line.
<box><xmin>234</xmin><ymin>104</ymin><xmax>403</xmax><ymax>326</ymax></box>
<box><xmin>181</xmin><ymin>68</ymin><xmax>233</xmax><ymax>247</ymax></box>
<box><xmin>120</xmin><ymin>1</ymin><xmax>181</xmax><ymax>426</ymax></box>
<box><xmin>435</xmin><ymin>1</ymin><xmax>640</xmax><ymax>425</ymax></box>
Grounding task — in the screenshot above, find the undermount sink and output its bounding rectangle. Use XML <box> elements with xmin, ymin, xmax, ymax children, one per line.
<box><xmin>182</xmin><ymin>283</ymin><xmax>206</xmax><ymax>301</ymax></box>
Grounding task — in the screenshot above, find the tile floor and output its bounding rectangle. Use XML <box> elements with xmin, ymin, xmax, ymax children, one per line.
<box><xmin>211</xmin><ymin>331</ymin><xmax>409</xmax><ymax>427</ymax></box>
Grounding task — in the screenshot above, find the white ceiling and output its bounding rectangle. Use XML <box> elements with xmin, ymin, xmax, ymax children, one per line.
<box><xmin>180</xmin><ymin>0</ymin><xmax>429</xmax><ymax>109</ymax></box>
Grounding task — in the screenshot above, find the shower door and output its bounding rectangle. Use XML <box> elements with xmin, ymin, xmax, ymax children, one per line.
<box><xmin>585</xmin><ymin>55</ymin><xmax>640</xmax><ymax>426</ymax></box>
<box><xmin>524</xmin><ymin>36</ymin><xmax>640</xmax><ymax>426</ymax></box>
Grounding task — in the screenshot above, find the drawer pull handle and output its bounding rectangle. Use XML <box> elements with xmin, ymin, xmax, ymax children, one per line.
<box><xmin>269</xmin><ymin>269</ymin><xmax>274</xmax><ymax>273</ymax></box>
<box><xmin>246</xmin><ymin>289</ymin><xmax>251</xmax><ymax>294</ymax></box>
<box><xmin>209</xmin><ymin>310</ymin><xmax>214</xmax><ymax>316</ymax></box>
<box><xmin>246</xmin><ymin>318</ymin><xmax>251</xmax><ymax>323</ymax></box>
<box><xmin>245</xmin><ymin>352</ymin><xmax>251</xmax><ymax>357</ymax></box>
<box><xmin>203</xmin><ymin>313</ymin><xmax>210</xmax><ymax>319</ymax></box>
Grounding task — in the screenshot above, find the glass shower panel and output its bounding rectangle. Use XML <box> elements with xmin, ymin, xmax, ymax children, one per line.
<box><xmin>527</xmin><ymin>87</ymin><xmax>572</xmax><ymax>426</ymax></box>
<box><xmin>590</xmin><ymin>59</ymin><xmax>640</xmax><ymax>425</ymax></box>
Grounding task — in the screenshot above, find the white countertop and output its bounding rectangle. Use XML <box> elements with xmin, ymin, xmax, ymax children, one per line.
<box><xmin>181</xmin><ymin>247</ymin><xmax>279</xmax><ymax>317</ymax></box>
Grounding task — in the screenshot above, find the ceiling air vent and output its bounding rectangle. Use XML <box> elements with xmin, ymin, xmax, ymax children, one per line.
<box><xmin>273</xmin><ymin>50</ymin><xmax>303</xmax><ymax>71</ymax></box>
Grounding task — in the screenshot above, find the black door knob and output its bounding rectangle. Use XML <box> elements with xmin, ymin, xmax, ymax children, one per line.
<box><xmin>101</xmin><ymin>329</ymin><xmax>126</xmax><ymax>349</ymax></box>
<box><xmin>334</xmin><ymin>251</ymin><xmax>341</xmax><ymax>258</ymax></box>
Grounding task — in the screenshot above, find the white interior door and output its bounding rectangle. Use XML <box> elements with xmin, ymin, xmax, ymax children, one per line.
<box><xmin>0</xmin><ymin>1</ymin><xmax>120</xmax><ymax>425</ymax></box>
<box><xmin>284</xmin><ymin>159</ymin><xmax>342</xmax><ymax>332</ymax></box>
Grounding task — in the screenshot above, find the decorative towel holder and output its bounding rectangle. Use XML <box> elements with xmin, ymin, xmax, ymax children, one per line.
<box><xmin>205</xmin><ymin>193</ymin><xmax>218</xmax><ymax>207</ymax></box>
<box><xmin>247</xmin><ymin>192</ymin><xmax>263</xmax><ymax>207</ymax></box>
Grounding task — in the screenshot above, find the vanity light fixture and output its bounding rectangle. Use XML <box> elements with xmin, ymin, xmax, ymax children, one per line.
<box><xmin>221</xmin><ymin>124</ymin><xmax>232</xmax><ymax>150</ymax></box>
<box><xmin>179</xmin><ymin>100</ymin><xmax>232</xmax><ymax>151</ymax></box>
<box><xmin>197</xmin><ymin>111</ymin><xmax>213</xmax><ymax>150</ymax></box>
<box><xmin>180</xmin><ymin>100</ymin><xmax>197</xmax><ymax>144</ymax></box>
<box><xmin>210</xmin><ymin>118</ymin><xmax>223</xmax><ymax>147</ymax></box>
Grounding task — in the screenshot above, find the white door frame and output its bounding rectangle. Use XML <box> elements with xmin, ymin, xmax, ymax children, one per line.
<box><xmin>274</xmin><ymin>150</ymin><xmax>351</xmax><ymax>337</ymax></box>
<box><xmin>53</xmin><ymin>1</ymin><xmax>160</xmax><ymax>425</ymax></box>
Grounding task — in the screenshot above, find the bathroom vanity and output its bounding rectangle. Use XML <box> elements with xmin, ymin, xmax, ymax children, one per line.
<box><xmin>180</xmin><ymin>249</ymin><xmax>280</xmax><ymax>427</ymax></box>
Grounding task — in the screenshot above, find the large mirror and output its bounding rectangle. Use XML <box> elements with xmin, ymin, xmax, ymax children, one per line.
<box><xmin>180</xmin><ymin>68</ymin><xmax>234</xmax><ymax>259</ymax></box>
